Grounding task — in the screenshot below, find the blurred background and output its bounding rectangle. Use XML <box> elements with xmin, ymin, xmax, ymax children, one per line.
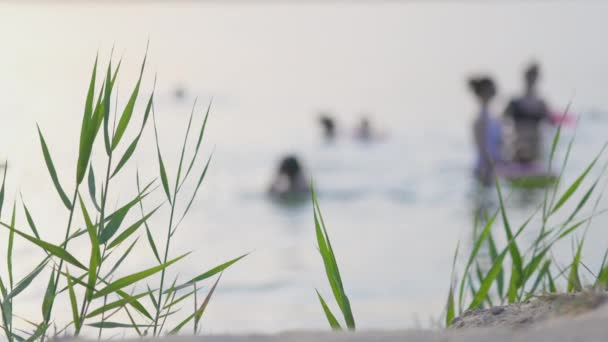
<box><xmin>1</xmin><ymin>0</ymin><xmax>608</xmax><ymax>334</ymax></box>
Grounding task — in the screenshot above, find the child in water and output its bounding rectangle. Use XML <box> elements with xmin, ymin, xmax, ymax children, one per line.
<box><xmin>469</xmin><ymin>76</ymin><xmax>503</xmax><ymax>186</ymax></box>
<box><xmin>268</xmin><ymin>155</ymin><xmax>310</xmax><ymax>198</ymax></box>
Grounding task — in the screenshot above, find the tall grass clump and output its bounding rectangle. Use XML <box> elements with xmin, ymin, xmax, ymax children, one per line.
<box><xmin>311</xmin><ymin>187</ymin><xmax>355</xmax><ymax>331</ymax></box>
<box><xmin>0</xmin><ymin>48</ymin><xmax>245</xmax><ymax>341</ymax></box>
<box><xmin>445</xmin><ymin>117</ymin><xmax>608</xmax><ymax>327</ymax></box>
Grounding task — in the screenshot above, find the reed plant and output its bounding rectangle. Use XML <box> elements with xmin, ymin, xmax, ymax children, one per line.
<box><xmin>0</xmin><ymin>49</ymin><xmax>245</xmax><ymax>341</ymax></box>
<box><xmin>445</xmin><ymin>116</ymin><xmax>608</xmax><ymax>326</ymax></box>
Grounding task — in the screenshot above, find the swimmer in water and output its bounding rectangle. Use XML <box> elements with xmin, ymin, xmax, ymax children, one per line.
<box><xmin>268</xmin><ymin>155</ymin><xmax>310</xmax><ymax>198</ymax></box>
<box><xmin>319</xmin><ymin>114</ymin><xmax>336</xmax><ymax>141</ymax></box>
<box><xmin>469</xmin><ymin>75</ymin><xmax>502</xmax><ymax>186</ymax></box>
<box><xmin>355</xmin><ymin>117</ymin><xmax>372</xmax><ymax>141</ymax></box>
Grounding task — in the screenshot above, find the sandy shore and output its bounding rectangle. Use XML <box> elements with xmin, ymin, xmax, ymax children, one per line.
<box><xmin>68</xmin><ymin>293</ymin><xmax>608</xmax><ymax>341</ymax></box>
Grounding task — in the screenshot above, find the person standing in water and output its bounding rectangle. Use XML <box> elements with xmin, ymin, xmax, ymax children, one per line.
<box><xmin>469</xmin><ymin>76</ymin><xmax>502</xmax><ymax>186</ymax></box>
<box><xmin>503</xmin><ymin>62</ymin><xmax>551</xmax><ymax>164</ymax></box>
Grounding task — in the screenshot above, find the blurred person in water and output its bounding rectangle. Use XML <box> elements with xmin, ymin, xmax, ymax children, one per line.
<box><xmin>469</xmin><ymin>75</ymin><xmax>503</xmax><ymax>186</ymax></box>
<box><xmin>503</xmin><ymin>62</ymin><xmax>552</xmax><ymax>164</ymax></box>
<box><xmin>354</xmin><ymin>115</ymin><xmax>387</xmax><ymax>142</ymax></box>
<box><xmin>319</xmin><ymin>113</ymin><xmax>337</xmax><ymax>141</ymax></box>
<box><xmin>268</xmin><ymin>155</ymin><xmax>310</xmax><ymax>198</ymax></box>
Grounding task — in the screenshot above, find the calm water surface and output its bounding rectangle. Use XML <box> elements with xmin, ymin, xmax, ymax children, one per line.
<box><xmin>1</xmin><ymin>1</ymin><xmax>608</xmax><ymax>334</ymax></box>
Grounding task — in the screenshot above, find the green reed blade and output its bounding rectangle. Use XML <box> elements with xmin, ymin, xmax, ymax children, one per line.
<box><xmin>106</xmin><ymin>238</ymin><xmax>139</xmax><ymax>279</ymax></box>
<box><xmin>178</xmin><ymin>99</ymin><xmax>212</xmax><ymax>193</ymax></box>
<box><xmin>108</xmin><ymin>205</ymin><xmax>161</xmax><ymax>249</ymax></box>
<box><xmin>173</xmin><ymin>154</ymin><xmax>212</xmax><ymax>234</ymax></box>
<box><xmin>78</xmin><ymin>195</ymin><xmax>100</xmax><ymax>301</ymax></box>
<box><xmin>0</xmin><ymin>221</ymin><xmax>86</xmax><ymax>270</ymax></box>
<box><xmin>169</xmin><ymin>312</ymin><xmax>195</xmax><ymax>335</ymax></box>
<box><xmin>111</xmin><ymin>93</ymin><xmax>154</xmax><ymax>179</ymax></box>
<box><xmin>169</xmin><ymin>254</ymin><xmax>247</xmax><ymax>293</ymax></box>
<box><xmin>41</xmin><ymin>269</ymin><xmax>56</xmax><ymax>322</ymax></box>
<box><xmin>495</xmin><ymin>178</ymin><xmax>523</xmax><ymax>277</ymax></box>
<box><xmin>5</xmin><ymin>261</ymin><xmax>47</xmax><ymax>301</ymax></box>
<box><xmin>0</xmin><ymin>161</ymin><xmax>7</xmax><ymax>220</ymax></box>
<box><xmin>21</xmin><ymin>201</ymin><xmax>39</xmax><ymax>239</ymax></box>
<box><xmin>37</xmin><ymin>127</ymin><xmax>72</xmax><ymax>209</ymax></box>
<box><xmin>552</xmin><ymin>143</ymin><xmax>607</xmax><ymax>214</ymax></box>
<box><xmin>100</xmin><ymin>190</ymin><xmax>152</xmax><ymax>244</ymax></box>
<box><xmin>136</xmin><ymin>170</ymin><xmax>161</xmax><ymax>263</ymax></box>
<box><xmin>152</xmin><ymin>111</ymin><xmax>172</xmax><ymax>204</ymax></box>
<box><xmin>87</xmin><ymin>322</ymin><xmax>153</xmax><ymax>329</ymax></box>
<box><xmin>111</xmin><ymin>54</ymin><xmax>147</xmax><ymax>150</ymax></box>
<box><xmin>194</xmin><ymin>274</ymin><xmax>222</xmax><ymax>332</ymax></box>
<box><xmin>316</xmin><ymin>290</ymin><xmax>342</xmax><ymax>330</ymax></box>
<box><xmin>568</xmin><ymin>239</ymin><xmax>584</xmax><ymax>292</ymax></box>
<box><xmin>458</xmin><ymin>210</ymin><xmax>497</xmax><ymax>311</ymax></box>
<box><xmin>88</xmin><ymin>164</ymin><xmax>101</xmax><ymax>212</ymax></box>
<box><xmin>7</xmin><ymin>203</ymin><xmax>15</xmax><ymax>289</ymax></box>
<box><xmin>94</xmin><ymin>253</ymin><xmax>189</xmax><ymax>299</ymax></box>
<box><xmin>468</xmin><ymin>251</ymin><xmax>507</xmax><ymax>310</ymax></box>
<box><xmin>311</xmin><ymin>185</ymin><xmax>355</xmax><ymax>330</ymax></box>
<box><xmin>162</xmin><ymin>289</ymin><xmax>196</xmax><ymax>311</ymax></box>
<box><xmin>86</xmin><ymin>289</ymin><xmax>151</xmax><ymax>319</ymax></box>
<box><xmin>65</xmin><ymin>268</ymin><xmax>80</xmax><ymax>330</ymax></box>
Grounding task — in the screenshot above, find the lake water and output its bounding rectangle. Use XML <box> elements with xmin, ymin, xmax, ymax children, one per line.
<box><xmin>1</xmin><ymin>0</ymin><xmax>608</xmax><ymax>336</ymax></box>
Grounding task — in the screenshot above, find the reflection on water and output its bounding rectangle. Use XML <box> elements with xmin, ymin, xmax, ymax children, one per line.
<box><xmin>0</xmin><ymin>0</ymin><xmax>608</xmax><ymax>335</ymax></box>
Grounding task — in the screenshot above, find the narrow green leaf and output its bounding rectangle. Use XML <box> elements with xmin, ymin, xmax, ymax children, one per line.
<box><xmin>108</xmin><ymin>205</ymin><xmax>160</xmax><ymax>249</ymax></box>
<box><xmin>162</xmin><ymin>289</ymin><xmax>196</xmax><ymax>310</ymax></box>
<box><xmin>312</xmin><ymin>186</ymin><xmax>355</xmax><ymax>330</ymax></box>
<box><xmin>7</xmin><ymin>203</ymin><xmax>15</xmax><ymax>289</ymax></box>
<box><xmin>568</xmin><ymin>239</ymin><xmax>584</xmax><ymax>292</ymax></box>
<box><xmin>552</xmin><ymin>143</ymin><xmax>607</xmax><ymax>214</ymax></box>
<box><xmin>458</xmin><ymin>211</ymin><xmax>498</xmax><ymax>310</ymax></box>
<box><xmin>445</xmin><ymin>287</ymin><xmax>455</xmax><ymax>327</ymax></box>
<box><xmin>66</xmin><ymin>268</ymin><xmax>80</xmax><ymax>329</ymax></box>
<box><xmin>177</xmin><ymin>254</ymin><xmax>247</xmax><ymax>291</ymax></box>
<box><xmin>110</xmin><ymin>93</ymin><xmax>154</xmax><ymax>178</ymax></box>
<box><xmin>0</xmin><ymin>162</ymin><xmax>7</xmax><ymax>220</ymax></box>
<box><xmin>468</xmin><ymin>252</ymin><xmax>507</xmax><ymax>309</ymax></box>
<box><xmin>37</xmin><ymin>127</ymin><xmax>72</xmax><ymax>209</ymax></box>
<box><xmin>169</xmin><ymin>312</ymin><xmax>195</xmax><ymax>335</ymax></box>
<box><xmin>42</xmin><ymin>269</ymin><xmax>56</xmax><ymax>322</ymax></box>
<box><xmin>316</xmin><ymin>290</ymin><xmax>342</xmax><ymax>330</ymax></box>
<box><xmin>21</xmin><ymin>201</ymin><xmax>39</xmax><ymax>239</ymax></box>
<box><xmin>152</xmin><ymin>111</ymin><xmax>172</xmax><ymax>204</ymax></box>
<box><xmin>106</xmin><ymin>238</ymin><xmax>139</xmax><ymax>278</ymax></box>
<box><xmin>76</xmin><ymin>57</ymin><xmax>100</xmax><ymax>185</ymax></box>
<box><xmin>88</xmin><ymin>164</ymin><xmax>101</xmax><ymax>212</ymax></box>
<box><xmin>0</xmin><ymin>222</ymin><xmax>86</xmax><ymax>270</ymax></box>
<box><xmin>194</xmin><ymin>274</ymin><xmax>222</xmax><ymax>330</ymax></box>
<box><xmin>87</xmin><ymin>322</ymin><xmax>153</xmax><ymax>329</ymax></box>
<box><xmin>174</xmin><ymin>154</ymin><xmax>212</xmax><ymax>234</ymax></box>
<box><xmin>145</xmin><ymin>226</ymin><xmax>161</xmax><ymax>264</ymax></box>
<box><xmin>86</xmin><ymin>290</ymin><xmax>151</xmax><ymax>319</ymax></box>
<box><xmin>79</xmin><ymin>195</ymin><xmax>100</xmax><ymax>301</ymax></box>
<box><xmin>111</xmin><ymin>54</ymin><xmax>147</xmax><ymax>149</ymax></box>
<box><xmin>93</xmin><ymin>253</ymin><xmax>189</xmax><ymax>299</ymax></box>
<box><xmin>181</xmin><ymin>99</ymin><xmax>212</xmax><ymax>188</ymax></box>
<box><xmin>136</xmin><ymin>170</ymin><xmax>161</xmax><ymax>263</ymax></box>
<box><xmin>495</xmin><ymin>178</ymin><xmax>523</xmax><ymax>280</ymax></box>
<box><xmin>100</xmin><ymin>190</ymin><xmax>152</xmax><ymax>244</ymax></box>
<box><xmin>6</xmin><ymin>261</ymin><xmax>47</xmax><ymax>300</ymax></box>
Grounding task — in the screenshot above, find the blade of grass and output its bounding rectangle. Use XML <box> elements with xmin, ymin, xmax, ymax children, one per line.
<box><xmin>0</xmin><ymin>221</ymin><xmax>86</xmax><ymax>270</ymax></box>
<box><xmin>93</xmin><ymin>253</ymin><xmax>189</xmax><ymax>299</ymax></box>
<box><xmin>316</xmin><ymin>290</ymin><xmax>342</xmax><ymax>330</ymax></box>
<box><xmin>37</xmin><ymin>126</ymin><xmax>72</xmax><ymax>209</ymax></box>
